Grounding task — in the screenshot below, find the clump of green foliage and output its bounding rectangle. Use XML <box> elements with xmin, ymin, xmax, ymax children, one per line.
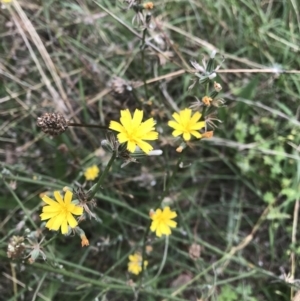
<box><xmin>1</xmin><ymin>1</ymin><xmax>300</xmax><ymax>300</ymax></box>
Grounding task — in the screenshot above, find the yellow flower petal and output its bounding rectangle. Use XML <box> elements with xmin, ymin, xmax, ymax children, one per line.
<box><xmin>136</xmin><ymin>140</ymin><xmax>153</xmax><ymax>153</ymax></box>
<box><xmin>168</xmin><ymin>120</ymin><xmax>181</xmax><ymax>130</ymax></box>
<box><xmin>42</xmin><ymin>195</ymin><xmax>59</xmax><ymax>206</ymax></box>
<box><xmin>67</xmin><ymin>212</ymin><xmax>78</xmax><ymax>228</ymax></box>
<box><xmin>172</xmin><ymin>112</ymin><xmax>181</xmax><ymax>123</ymax></box>
<box><xmin>61</xmin><ymin>219</ymin><xmax>68</xmax><ymax>234</ymax></box>
<box><xmin>183</xmin><ymin>132</ymin><xmax>191</xmax><ymax>141</ymax></box>
<box><xmin>166</xmin><ymin>220</ymin><xmax>177</xmax><ymax>228</ymax></box>
<box><xmin>45</xmin><ymin>217</ymin><xmax>56</xmax><ymax>229</ymax></box>
<box><xmin>138</xmin><ymin>118</ymin><xmax>156</xmax><ymax>135</ymax></box>
<box><xmin>54</xmin><ymin>191</ymin><xmax>64</xmax><ymax>205</ymax></box>
<box><xmin>190</xmin><ymin>131</ymin><xmax>202</xmax><ymax>139</ymax></box>
<box><xmin>52</xmin><ymin>213</ymin><xmax>64</xmax><ymax>230</ymax></box>
<box><xmin>172</xmin><ymin>130</ymin><xmax>183</xmax><ymax>137</ymax></box>
<box><xmin>120</xmin><ymin>109</ymin><xmax>132</xmax><ymax>128</ymax></box>
<box><xmin>190</xmin><ymin>111</ymin><xmax>201</xmax><ymax>123</ymax></box>
<box><xmin>70</xmin><ymin>205</ymin><xmax>83</xmax><ymax>215</ymax></box>
<box><xmin>132</xmin><ymin>109</ymin><xmax>144</xmax><ymax>128</ymax></box>
<box><xmin>190</xmin><ymin>121</ymin><xmax>206</xmax><ymax>130</ymax></box>
<box><xmin>117</xmin><ymin>132</ymin><xmax>129</xmax><ymax>144</ymax></box>
<box><xmin>42</xmin><ymin>204</ymin><xmax>61</xmax><ymax>212</ymax></box>
<box><xmin>109</xmin><ymin>120</ymin><xmax>124</xmax><ymax>133</ymax></box>
<box><xmin>64</xmin><ymin>190</ymin><xmax>73</xmax><ymax>204</ymax></box>
<box><xmin>46</xmin><ymin>216</ymin><xmax>60</xmax><ymax>231</ymax></box>
<box><xmin>143</xmin><ymin>131</ymin><xmax>159</xmax><ymax>140</ymax></box>
<box><xmin>127</xmin><ymin>140</ymin><xmax>137</xmax><ymax>153</ymax></box>
<box><xmin>40</xmin><ymin>212</ymin><xmax>58</xmax><ymax>220</ymax></box>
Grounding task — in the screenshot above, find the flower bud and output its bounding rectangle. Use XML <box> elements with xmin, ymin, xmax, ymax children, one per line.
<box><xmin>214</xmin><ymin>81</ymin><xmax>222</xmax><ymax>92</ymax></box>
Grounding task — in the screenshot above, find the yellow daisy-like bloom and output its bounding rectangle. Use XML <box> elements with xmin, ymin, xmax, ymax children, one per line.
<box><xmin>150</xmin><ymin>206</ymin><xmax>177</xmax><ymax>237</ymax></box>
<box><xmin>84</xmin><ymin>164</ymin><xmax>99</xmax><ymax>181</ymax></box>
<box><xmin>128</xmin><ymin>253</ymin><xmax>148</xmax><ymax>275</ymax></box>
<box><xmin>40</xmin><ymin>191</ymin><xmax>83</xmax><ymax>234</ymax></box>
<box><xmin>168</xmin><ymin>108</ymin><xmax>206</xmax><ymax>141</ymax></box>
<box><xmin>109</xmin><ymin>109</ymin><xmax>158</xmax><ymax>154</ymax></box>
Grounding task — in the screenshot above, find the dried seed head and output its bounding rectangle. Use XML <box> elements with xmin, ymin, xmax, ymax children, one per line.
<box><xmin>37</xmin><ymin>112</ymin><xmax>69</xmax><ymax>136</ymax></box>
<box><xmin>211</xmin><ymin>97</ymin><xmax>226</xmax><ymax>108</ymax></box>
<box><xmin>7</xmin><ymin>236</ymin><xmax>26</xmax><ymax>260</ymax></box>
<box><xmin>189</xmin><ymin>243</ymin><xmax>201</xmax><ymax>260</ymax></box>
<box><xmin>205</xmin><ymin>114</ymin><xmax>222</xmax><ymax>129</ymax></box>
<box><xmin>109</xmin><ymin>77</ymin><xmax>133</xmax><ymax>100</ymax></box>
<box><xmin>189</xmin><ymin>97</ymin><xmax>203</xmax><ymax>111</ymax></box>
<box><xmin>110</xmin><ymin>77</ymin><xmax>132</xmax><ymax>94</ymax></box>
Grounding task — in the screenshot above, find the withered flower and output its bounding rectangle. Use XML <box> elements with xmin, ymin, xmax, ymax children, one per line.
<box><xmin>7</xmin><ymin>236</ymin><xmax>26</xmax><ymax>260</ymax></box>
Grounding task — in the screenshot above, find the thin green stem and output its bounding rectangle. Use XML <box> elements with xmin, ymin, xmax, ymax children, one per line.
<box><xmin>145</xmin><ymin>235</ymin><xmax>169</xmax><ymax>286</ymax></box>
<box><xmin>138</xmin><ymin>153</ymin><xmax>184</xmax><ymax>288</ymax></box>
<box><xmin>141</xmin><ymin>27</ymin><xmax>149</xmax><ymax>100</ymax></box>
<box><xmin>200</xmin><ymin>82</ymin><xmax>210</xmax><ymax>121</ymax></box>
<box><xmin>41</xmin><ymin>234</ymin><xmax>58</xmax><ymax>248</ymax></box>
<box><xmin>68</xmin><ymin>122</ymin><xmax>108</xmax><ymax>130</ymax></box>
<box><xmin>88</xmin><ymin>152</ymin><xmax>117</xmax><ymax>201</ymax></box>
<box><xmin>3</xmin><ymin>179</ymin><xmax>37</xmax><ymax>230</ymax></box>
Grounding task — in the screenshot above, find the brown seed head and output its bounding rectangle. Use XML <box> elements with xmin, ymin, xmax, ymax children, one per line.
<box><xmin>7</xmin><ymin>236</ymin><xmax>26</xmax><ymax>260</ymax></box>
<box><xmin>37</xmin><ymin>112</ymin><xmax>69</xmax><ymax>136</ymax></box>
<box><xmin>109</xmin><ymin>77</ymin><xmax>132</xmax><ymax>97</ymax></box>
<box><xmin>189</xmin><ymin>243</ymin><xmax>201</xmax><ymax>260</ymax></box>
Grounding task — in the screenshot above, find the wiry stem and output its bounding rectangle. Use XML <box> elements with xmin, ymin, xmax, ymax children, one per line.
<box><xmin>145</xmin><ymin>236</ymin><xmax>169</xmax><ymax>286</ymax></box>
<box><xmin>140</xmin><ymin>24</ymin><xmax>149</xmax><ymax>100</ymax></box>
<box><xmin>138</xmin><ymin>153</ymin><xmax>183</xmax><ymax>289</ymax></box>
<box><xmin>68</xmin><ymin>122</ymin><xmax>108</xmax><ymax>130</ymax></box>
<box><xmin>88</xmin><ymin>152</ymin><xmax>117</xmax><ymax>201</ymax></box>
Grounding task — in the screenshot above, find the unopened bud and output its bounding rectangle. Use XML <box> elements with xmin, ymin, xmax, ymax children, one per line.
<box><xmin>202</xmin><ymin>131</ymin><xmax>214</xmax><ymax>139</ymax></box>
<box><xmin>214</xmin><ymin>82</ymin><xmax>222</xmax><ymax>92</ymax></box>
<box><xmin>143</xmin><ymin>2</ymin><xmax>154</xmax><ymax>9</ymax></box>
<box><xmin>202</xmin><ymin>96</ymin><xmax>212</xmax><ymax>106</ymax></box>
<box><xmin>208</xmin><ymin>72</ymin><xmax>217</xmax><ymax>80</ymax></box>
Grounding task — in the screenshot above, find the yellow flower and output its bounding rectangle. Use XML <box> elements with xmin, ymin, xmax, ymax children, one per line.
<box><xmin>84</xmin><ymin>165</ymin><xmax>99</xmax><ymax>181</ymax></box>
<box><xmin>1</xmin><ymin>0</ymin><xmax>12</xmax><ymax>3</ymax></box>
<box><xmin>109</xmin><ymin>109</ymin><xmax>158</xmax><ymax>154</ymax></box>
<box><xmin>168</xmin><ymin>108</ymin><xmax>205</xmax><ymax>141</ymax></box>
<box><xmin>40</xmin><ymin>191</ymin><xmax>83</xmax><ymax>234</ymax></box>
<box><xmin>128</xmin><ymin>253</ymin><xmax>148</xmax><ymax>275</ymax></box>
<box><xmin>150</xmin><ymin>206</ymin><xmax>177</xmax><ymax>237</ymax></box>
